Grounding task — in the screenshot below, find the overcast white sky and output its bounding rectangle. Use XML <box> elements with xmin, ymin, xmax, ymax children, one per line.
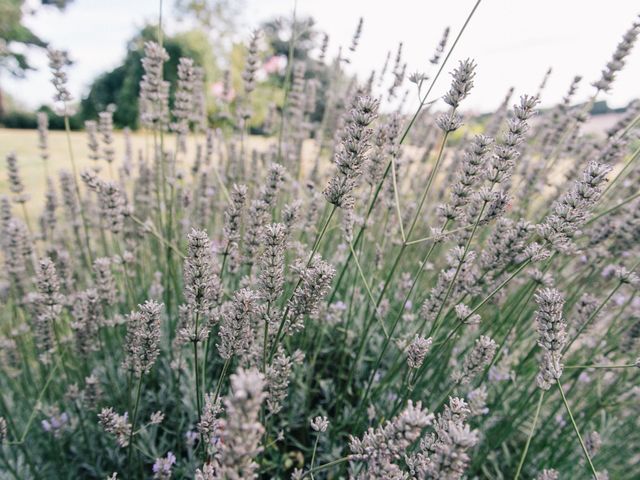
<box><xmin>4</xmin><ymin>0</ymin><xmax>639</xmax><ymax>113</ymax></box>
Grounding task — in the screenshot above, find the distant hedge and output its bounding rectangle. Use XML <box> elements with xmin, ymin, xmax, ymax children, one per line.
<box><xmin>0</xmin><ymin>107</ymin><xmax>83</xmax><ymax>130</ymax></box>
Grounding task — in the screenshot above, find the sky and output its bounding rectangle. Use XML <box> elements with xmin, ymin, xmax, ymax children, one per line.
<box><xmin>4</xmin><ymin>0</ymin><xmax>639</xmax><ymax>113</ymax></box>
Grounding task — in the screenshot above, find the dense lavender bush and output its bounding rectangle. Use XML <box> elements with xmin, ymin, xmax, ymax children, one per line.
<box><xmin>1</xmin><ymin>3</ymin><xmax>639</xmax><ymax>479</ymax></box>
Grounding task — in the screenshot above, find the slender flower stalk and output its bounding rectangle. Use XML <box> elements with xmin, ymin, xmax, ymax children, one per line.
<box><xmin>48</xmin><ymin>47</ymin><xmax>93</xmax><ymax>266</ymax></box>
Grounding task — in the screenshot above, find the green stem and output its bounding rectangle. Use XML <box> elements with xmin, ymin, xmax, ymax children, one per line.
<box><xmin>556</xmin><ymin>379</ymin><xmax>598</xmax><ymax>479</ymax></box>
<box><xmin>564</xmin><ymin>363</ymin><xmax>636</xmax><ymax>370</ymax></box>
<box><xmin>9</xmin><ymin>364</ymin><xmax>58</xmax><ymax>445</ymax></box>
<box><xmin>598</xmin><ymin>143</ymin><xmax>640</xmax><ymax>201</ymax></box>
<box><xmin>63</xmin><ymin>112</ymin><xmax>93</xmax><ymax>267</ymax></box>
<box><xmin>129</xmin><ymin>214</ymin><xmax>185</xmax><ymax>259</ymax></box>
<box><xmin>127</xmin><ymin>376</ymin><xmax>143</xmax><ymax>474</ymax></box>
<box><xmin>390</xmin><ymin>154</ymin><xmax>406</xmax><ymax>242</ymax></box>
<box><xmin>430</xmin><ymin>201</ymin><xmax>486</xmax><ymax>338</ymax></box>
<box><xmin>348</xmin><ymin>242</ymin><xmax>389</xmax><ymax>338</ymax></box>
<box><xmin>262</xmin><ymin>302</ymin><xmax>272</xmax><ymax>374</ymax></box>
<box><xmin>213</xmin><ymin>357</ymin><xmax>232</xmax><ymax>404</ymax></box>
<box><xmin>309</xmin><ymin>434</ymin><xmax>321</xmax><ymax>479</ymax></box>
<box><xmin>514</xmin><ymin>390</ymin><xmax>545</xmax><ymax>480</ymax></box>
<box><xmin>301</xmin><ymin>456</ymin><xmax>351</xmax><ymax>479</ymax></box>
<box><xmin>586</xmin><ymin>189</ymin><xmax>640</xmax><ymax>226</ymax></box>
<box><xmin>564</xmin><ymin>281</ymin><xmax>622</xmax><ymax>353</ymax></box>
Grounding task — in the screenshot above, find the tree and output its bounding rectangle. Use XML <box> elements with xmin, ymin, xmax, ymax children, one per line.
<box><xmin>260</xmin><ymin>15</ymin><xmax>352</xmax><ymax>126</ymax></box>
<box><xmin>261</xmin><ymin>15</ymin><xmax>320</xmax><ymax>60</ymax></box>
<box><xmin>79</xmin><ymin>26</ymin><xmax>218</xmax><ymax>128</ymax></box>
<box><xmin>0</xmin><ymin>0</ymin><xmax>73</xmax><ymax>113</ymax></box>
<box><xmin>174</xmin><ymin>0</ymin><xmax>244</xmax><ymax>55</ymax></box>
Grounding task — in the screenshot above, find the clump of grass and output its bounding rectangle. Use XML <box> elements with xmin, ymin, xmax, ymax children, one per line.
<box><xmin>1</xmin><ymin>3</ymin><xmax>640</xmax><ymax>480</ymax></box>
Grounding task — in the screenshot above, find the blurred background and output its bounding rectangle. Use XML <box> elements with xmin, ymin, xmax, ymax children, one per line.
<box><xmin>1</xmin><ymin>0</ymin><xmax>639</xmax><ymax>134</ymax></box>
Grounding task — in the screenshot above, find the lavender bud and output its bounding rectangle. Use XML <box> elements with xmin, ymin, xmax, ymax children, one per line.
<box><xmin>216</xmin><ymin>368</ymin><xmax>266</xmax><ymax>479</ymax></box>
<box><xmin>310</xmin><ymin>416</ymin><xmax>329</xmax><ymax>433</ymax></box>
<box><xmin>47</xmin><ymin>48</ymin><xmax>72</xmax><ymax>105</ymax></box>
<box><xmin>93</xmin><ymin>257</ymin><xmax>116</xmax><ymax>305</ymax></box>
<box><xmin>123</xmin><ymin>300</ymin><xmax>163</xmax><ymax>376</ymax></box>
<box><xmin>37</xmin><ymin>112</ymin><xmax>49</xmax><ymax>162</ymax></box>
<box><xmin>218</xmin><ymin>289</ymin><xmax>258</xmax><ymax>360</ymax></box>
<box><xmin>258</xmin><ymin>223</ymin><xmax>287</xmax><ymax>302</ymax></box>
<box><xmin>453</xmin><ymin>335</ymin><xmax>497</xmax><ymax>384</ymax></box>
<box><xmin>593</xmin><ymin>16</ymin><xmax>640</xmax><ymax>92</ymax></box>
<box><xmin>171</xmin><ymin>57</ymin><xmax>196</xmax><ymax>149</ymax></box>
<box><xmin>242</xmin><ymin>30</ymin><xmax>260</xmax><ymax>94</ymax></box>
<box><xmin>6</xmin><ymin>152</ymin><xmax>29</xmax><ymax>204</ymax></box>
<box><xmin>349</xmin><ymin>400</ymin><xmax>433</xmax><ymax>478</ymax></box>
<box><xmin>407</xmin><ymin>335</ymin><xmax>433</xmax><ymax>369</ymax></box>
<box><xmin>98</xmin><ymin>110</ymin><xmax>115</xmax><ymax>165</ymax></box>
<box><xmin>443</xmin><ymin>59</ymin><xmax>477</xmax><ymax>108</ymax></box>
<box><xmin>139</xmin><ymin>42</ymin><xmax>170</xmax><ymax>128</ymax></box>
<box><xmin>98</xmin><ymin>408</ymin><xmax>132</xmax><ymax>447</ymax></box>
<box><xmin>152</xmin><ymin>452</ymin><xmax>176</xmax><ymax>480</ymax></box>
<box><xmin>534</xmin><ymin>288</ymin><xmax>566</xmax><ymax>390</ymax></box>
<box><xmin>287</xmin><ymin>256</ymin><xmax>335</xmax><ymax>332</ymax></box>
<box><xmin>537</xmin><ymin>469</ymin><xmax>559</xmax><ymax>480</ymax></box>
<box><xmin>198</xmin><ymin>393</ymin><xmax>223</xmax><ymax>453</ymax></box>
<box><xmin>324</xmin><ymin>95</ymin><xmax>379</xmax><ymax>208</ymax></box>
<box><xmin>184</xmin><ymin>229</ymin><xmax>222</xmax><ymax>317</ymax></box>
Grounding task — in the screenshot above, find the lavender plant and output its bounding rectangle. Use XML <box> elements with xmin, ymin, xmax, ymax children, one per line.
<box><xmin>1</xmin><ymin>4</ymin><xmax>640</xmax><ymax>480</ymax></box>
